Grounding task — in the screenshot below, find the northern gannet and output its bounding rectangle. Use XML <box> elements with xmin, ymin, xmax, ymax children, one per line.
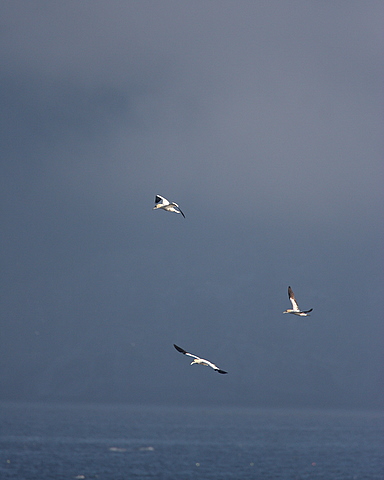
<box><xmin>173</xmin><ymin>344</ymin><xmax>227</xmax><ymax>374</ymax></box>
<box><xmin>283</xmin><ymin>286</ymin><xmax>313</xmax><ymax>316</ymax></box>
<box><xmin>153</xmin><ymin>195</ymin><xmax>185</xmax><ymax>218</ymax></box>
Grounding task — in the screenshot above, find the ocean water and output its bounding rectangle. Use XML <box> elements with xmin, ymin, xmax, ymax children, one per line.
<box><xmin>0</xmin><ymin>403</ymin><xmax>382</xmax><ymax>480</ymax></box>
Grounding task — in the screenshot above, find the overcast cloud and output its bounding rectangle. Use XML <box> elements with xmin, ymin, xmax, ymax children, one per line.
<box><xmin>1</xmin><ymin>1</ymin><xmax>383</xmax><ymax>409</ymax></box>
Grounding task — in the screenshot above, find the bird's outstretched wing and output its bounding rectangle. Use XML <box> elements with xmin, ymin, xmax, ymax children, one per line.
<box><xmin>174</xmin><ymin>204</ymin><xmax>185</xmax><ymax>218</ymax></box>
<box><xmin>173</xmin><ymin>344</ymin><xmax>198</xmax><ymax>360</ymax></box>
<box><xmin>155</xmin><ymin>195</ymin><xmax>170</xmax><ymax>206</ymax></box>
<box><xmin>205</xmin><ymin>360</ymin><xmax>227</xmax><ymax>374</ymax></box>
<box><xmin>288</xmin><ymin>286</ymin><xmax>300</xmax><ymax>311</ymax></box>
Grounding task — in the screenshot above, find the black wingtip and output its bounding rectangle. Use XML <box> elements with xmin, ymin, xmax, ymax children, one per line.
<box><xmin>217</xmin><ymin>369</ymin><xmax>228</xmax><ymax>374</ymax></box>
<box><xmin>305</xmin><ymin>308</ymin><xmax>313</xmax><ymax>313</ymax></box>
<box><xmin>173</xmin><ymin>344</ymin><xmax>186</xmax><ymax>354</ymax></box>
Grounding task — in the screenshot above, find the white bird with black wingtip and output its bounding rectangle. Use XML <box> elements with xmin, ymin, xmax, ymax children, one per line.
<box><xmin>283</xmin><ymin>286</ymin><xmax>313</xmax><ymax>316</ymax></box>
<box><xmin>173</xmin><ymin>344</ymin><xmax>227</xmax><ymax>374</ymax></box>
<box><xmin>153</xmin><ymin>195</ymin><xmax>185</xmax><ymax>218</ymax></box>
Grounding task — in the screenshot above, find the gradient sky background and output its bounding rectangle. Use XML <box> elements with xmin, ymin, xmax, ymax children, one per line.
<box><xmin>1</xmin><ymin>1</ymin><xmax>383</xmax><ymax>409</ymax></box>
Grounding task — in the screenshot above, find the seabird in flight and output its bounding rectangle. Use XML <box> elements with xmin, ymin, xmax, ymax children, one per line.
<box><xmin>153</xmin><ymin>195</ymin><xmax>185</xmax><ymax>218</ymax></box>
<box><xmin>283</xmin><ymin>286</ymin><xmax>313</xmax><ymax>316</ymax></box>
<box><xmin>173</xmin><ymin>344</ymin><xmax>227</xmax><ymax>374</ymax></box>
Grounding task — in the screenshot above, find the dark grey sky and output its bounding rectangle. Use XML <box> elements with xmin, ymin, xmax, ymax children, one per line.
<box><xmin>1</xmin><ymin>1</ymin><xmax>383</xmax><ymax>409</ymax></box>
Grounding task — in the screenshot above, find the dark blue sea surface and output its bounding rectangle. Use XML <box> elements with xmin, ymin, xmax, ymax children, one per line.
<box><xmin>0</xmin><ymin>402</ymin><xmax>382</xmax><ymax>479</ymax></box>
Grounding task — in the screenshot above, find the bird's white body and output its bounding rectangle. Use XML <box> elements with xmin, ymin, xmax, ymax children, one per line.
<box><xmin>190</xmin><ymin>357</ymin><xmax>218</xmax><ymax>369</ymax></box>
<box><xmin>153</xmin><ymin>195</ymin><xmax>185</xmax><ymax>218</ymax></box>
<box><xmin>283</xmin><ymin>286</ymin><xmax>313</xmax><ymax>316</ymax></box>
